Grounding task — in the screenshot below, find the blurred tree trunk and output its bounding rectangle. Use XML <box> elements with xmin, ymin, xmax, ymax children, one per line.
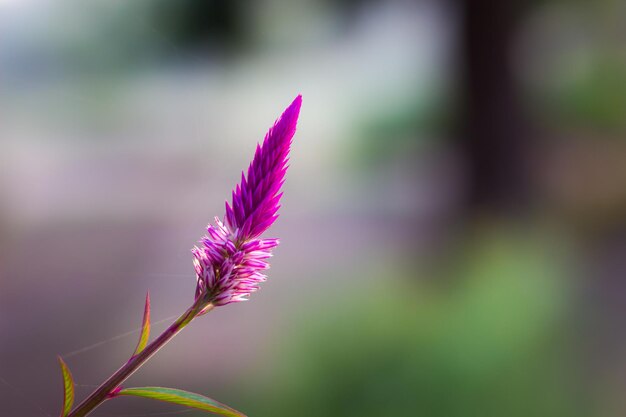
<box><xmin>457</xmin><ymin>0</ymin><xmax>533</xmax><ymax>216</ymax></box>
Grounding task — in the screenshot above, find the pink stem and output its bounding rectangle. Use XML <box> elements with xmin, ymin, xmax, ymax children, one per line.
<box><xmin>67</xmin><ymin>298</ymin><xmax>213</xmax><ymax>417</ymax></box>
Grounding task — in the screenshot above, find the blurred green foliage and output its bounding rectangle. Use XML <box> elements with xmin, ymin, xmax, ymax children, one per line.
<box><xmin>151</xmin><ymin>0</ymin><xmax>249</xmax><ymax>53</ymax></box>
<box><xmin>548</xmin><ymin>56</ymin><xmax>626</xmax><ymax>132</ymax></box>
<box><xmin>244</xmin><ymin>227</ymin><xmax>588</xmax><ymax>417</ymax></box>
<box><xmin>351</xmin><ymin>93</ymin><xmax>447</xmax><ymax>167</ymax></box>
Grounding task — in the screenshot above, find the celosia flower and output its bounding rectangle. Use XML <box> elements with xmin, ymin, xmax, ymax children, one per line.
<box><xmin>192</xmin><ymin>95</ymin><xmax>302</xmax><ymax>307</ymax></box>
<box><xmin>56</xmin><ymin>98</ymin><xmax>301</xmax><ymax>417</ymax></box>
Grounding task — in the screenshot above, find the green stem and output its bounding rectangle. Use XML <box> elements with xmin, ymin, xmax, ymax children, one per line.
<box><xmin>67</xmin><ymin>298</ymin><xmax>213</xmax><ymax>417</ymax></box>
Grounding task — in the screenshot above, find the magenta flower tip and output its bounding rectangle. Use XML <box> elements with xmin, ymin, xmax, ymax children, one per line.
<box><xmin>193</xmin><ymin>96</ymin><xmax>301</xmax><ymax>306</ymax></box>
<box><xmin>225</xmin><ymin>94</ymin><xmax>301</xmax><ymax>239</ymax></box>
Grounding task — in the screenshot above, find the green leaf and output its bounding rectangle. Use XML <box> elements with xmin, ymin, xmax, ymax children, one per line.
<box><xmin>57</xmin><ymin>356</ymin><xmax>74</xmax><ymax>417</ymax></box>
<box><xmin>132</xmin><ymin>292</ymin><xmax>151</xmax><ymax>356</ymax></box>
<box><xmin>117</xmin><ymin>387</ymin><xmax>246</xmax><ymax>417</ymax></box>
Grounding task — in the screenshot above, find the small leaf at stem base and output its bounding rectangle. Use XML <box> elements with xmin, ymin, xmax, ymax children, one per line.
<box><xmin>57</xmin><ymin>356</ymin><xmax>75</xmax><ymax>417</ymax></box>
<box><xmin>132</xmin><ymin>292</ymin><xmax>151</xmax><ymax>356</ymax></box>
<box><xmin>117</xmin><ymin>386</ymin><xmax>246</xmax><ymax>417</ymax></box>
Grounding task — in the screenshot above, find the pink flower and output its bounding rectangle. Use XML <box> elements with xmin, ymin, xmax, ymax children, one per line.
<box><xmin>192</xmin><ymin>96</ymin><xmax>302</xmax><ymax>306</ymax></box>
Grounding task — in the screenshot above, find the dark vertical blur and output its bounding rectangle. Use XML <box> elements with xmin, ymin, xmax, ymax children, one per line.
<box><xmin>458</xmin><ymin>0</ymin><xmax>532</xmax><ymax>215</ymax></box>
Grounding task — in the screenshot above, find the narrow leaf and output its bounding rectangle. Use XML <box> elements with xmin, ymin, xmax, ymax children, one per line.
<box><xmin>132</xmin><ymin>292</ymin><xmax>151</xmax><ymax>356</ymax></box>
<box><xmin>57</xmin><ymin>356</ymin><xmax>75</xmax><ymax>417</ymax></box>
<box><xmin>117</xmin><ymin>387</ymin><xmax>246</xmax><ymax>417</ymax></box>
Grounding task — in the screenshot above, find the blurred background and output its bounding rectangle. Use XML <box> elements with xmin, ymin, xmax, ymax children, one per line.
<box><xmin>1</xmin><ymin>0</ymin><xmax>626</xmax><ymax>416</ymax></box>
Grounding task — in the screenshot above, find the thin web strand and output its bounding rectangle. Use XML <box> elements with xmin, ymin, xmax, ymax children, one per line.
<box><xmin>62</xmin><ymin>315</ymin><xmax>178</xmax><ymax>359</ymax></box>
<box><xmin>74</xmin><ymin>382</ymin><xmax>101</xmax><ymax>388</ymax></box>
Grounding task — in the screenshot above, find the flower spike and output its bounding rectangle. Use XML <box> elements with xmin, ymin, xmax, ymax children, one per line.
<box><xmin>57</xmin><ymin>97</ymin><xmax>300</xmax><ymax>417</ymax></box>
<box><xmin>193</xmin><ymin>95</ymin><xmax>301</xmax><ymax>306</ymax></box>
